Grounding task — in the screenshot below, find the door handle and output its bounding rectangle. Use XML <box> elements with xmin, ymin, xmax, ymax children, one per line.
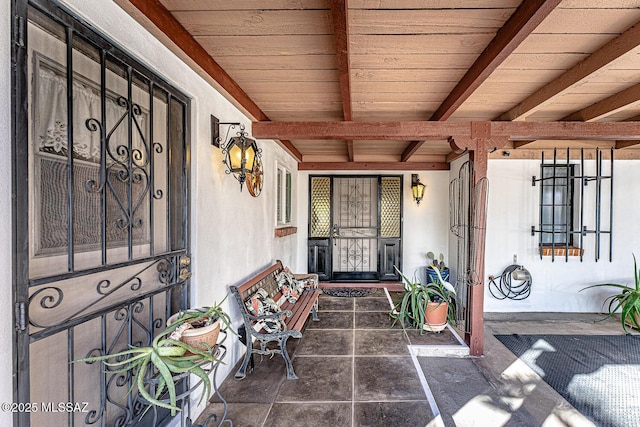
<box><xmin>332</xmin><ymin>224</ymin><xmax>340</xmax><ymax>238</ymax></box>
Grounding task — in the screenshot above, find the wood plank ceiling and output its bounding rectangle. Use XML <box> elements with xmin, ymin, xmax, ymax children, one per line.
<box><xmin>118</xmin><ymin>0</ymin><xmax>640</xmax><ymax>167</ymax></box>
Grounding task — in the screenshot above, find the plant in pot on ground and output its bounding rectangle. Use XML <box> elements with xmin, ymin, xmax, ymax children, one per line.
<box><xmin>391</xmin><ymin>266</ymin><xmax>456</xmax><ymax>335</ymax></box>
<box><xmin>426</xmin><ymin>251</ymin><xmax>449</xmax><ymax>284</ymax></box>
<box><xmin>73</xmin><ymin>304</ymin><xmax>230</xmax><ymax>416</ymax></box>
<box><xmin>581</xmin><ymin>254</ymin><xmax>640</xmax><ymax>333</ymax></box>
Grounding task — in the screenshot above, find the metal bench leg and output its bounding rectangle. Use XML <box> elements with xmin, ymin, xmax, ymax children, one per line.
<box><xmin>280</xmin><ymin>336</ymin><xmax>298</xmax><ymax>380</ymax></box>
<box><xmin>235</xmin><ymin>346</ymin><xmax>254</xmax><ymax>380</ymax></box>
<box><xmin>235</xmin><ymin>326</ymin><xmax>254</xmax><ymax>380</ymax></box>
<box><xmin>311</xmin><ymin>304</ymin><xmax>319</xmax><ymax>321</ymax></box>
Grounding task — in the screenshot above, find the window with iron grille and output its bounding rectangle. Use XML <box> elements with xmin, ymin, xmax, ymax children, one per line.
<box><xmin>539</xmin><ymin>164</ymin><xmax>576</xmax><ymax>246</ymax></box>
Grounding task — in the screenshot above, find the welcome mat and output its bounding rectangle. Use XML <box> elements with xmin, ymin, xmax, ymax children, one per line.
<box><xmin>322</xmin><ymin>288</ymin><xmax>378</xmax><ymax>297</ymax></box>
<box><xmin>496</xmin><ymin>334</ymin><xmax>640</xmax><ymax>427</ymax></box>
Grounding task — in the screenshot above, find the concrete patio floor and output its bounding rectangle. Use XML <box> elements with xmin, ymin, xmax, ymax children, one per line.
<box><xmin>196</xmin><ymin>292</ymin><xmax>624</xmax><ymax>427</ymax></box>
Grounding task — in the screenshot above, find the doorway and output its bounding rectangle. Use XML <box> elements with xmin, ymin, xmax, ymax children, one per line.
<box><xmin>308</xmin><ymin>175</ymin><xmax>402</xmax><ymax>282</ymax></box>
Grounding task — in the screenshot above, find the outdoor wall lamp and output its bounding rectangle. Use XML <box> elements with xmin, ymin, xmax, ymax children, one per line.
<box><xmin>211</xmin><ymin>115</ymin><xmax>262</xmax><ymax>192</ymax></box>
<box><xmin>411</xmin><ymin>174</ymin><xmax>425</xmax><ymax>205</ymax></box>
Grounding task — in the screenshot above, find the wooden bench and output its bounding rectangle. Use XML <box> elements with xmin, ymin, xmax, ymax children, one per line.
<box><xmin>230</xmin><ymin>260</ymin><xmax>320</xmax><ymax>380</ymax></box>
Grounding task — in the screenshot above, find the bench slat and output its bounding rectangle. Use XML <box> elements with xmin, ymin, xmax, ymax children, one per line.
<box><xmin>284</xmin><ymin>290</ymin><xmax>320</xmax><ymax>332</ymax></box>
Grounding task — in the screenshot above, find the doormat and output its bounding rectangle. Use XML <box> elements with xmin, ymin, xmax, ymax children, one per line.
<box><xmin>495</xmin><ymin>334</ymin><xmax>640</xmax><ymax>427</ymax></box>
<box><xmin>322</xmin><ymin>288</ymin><xmax>378</xmax><ymax>297</ymax></box>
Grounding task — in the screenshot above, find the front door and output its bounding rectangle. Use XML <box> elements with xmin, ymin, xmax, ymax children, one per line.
<box><xmin>308</xmin><ymin>176</ymin><xmax>402</xmax><ymax>282</ymax></box>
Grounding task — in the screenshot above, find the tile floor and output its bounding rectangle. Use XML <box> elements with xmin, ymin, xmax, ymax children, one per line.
<box><xmin>196</xmin><ymin>293</ymin><xmax>624</xmax><ymax>427</ymax></box>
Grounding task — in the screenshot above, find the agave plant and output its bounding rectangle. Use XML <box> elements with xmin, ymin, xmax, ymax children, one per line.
<box><xmin>581</xmin><ymin>254</ymin><xmax>640</xmax><ymax>333</ymax></box>
<box><xmin>390</xmin><ymin>266</ymin><xmax>456</xmax><ymax>335</ymax></box>
<box><xmin>74</xmin><ymin>306</ymin><xmax>225</xmax><ymax>416</ymax></box>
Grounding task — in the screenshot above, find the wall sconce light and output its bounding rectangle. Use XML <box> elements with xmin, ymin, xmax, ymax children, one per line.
<box><xmin>411</xmin><ymin>174</ymin><xmax>425</xmax><ymax>205</ymax></box>
<box><xmin>211</xmin><ymin>115</ymin><xmax>262</xmax><ymax>192</ymax></box>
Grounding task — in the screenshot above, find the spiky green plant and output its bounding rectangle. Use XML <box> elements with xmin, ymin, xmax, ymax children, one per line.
<box><xmin>74</xmin><ymin>305</ymin><xmax>225</xmax><ymax>416</ymax></box>
<box><xmin>581</xmin><ymin>254</ymin><xmax>640</xmax><ymax>333</ymax></box>
<box><xmin>390</xmin><ymin>266</ymin><xmax>456</xmax><ymax>336</ymax></box>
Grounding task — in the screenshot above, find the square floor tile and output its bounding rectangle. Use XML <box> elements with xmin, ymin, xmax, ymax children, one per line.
<box><xmin>306</xmin><ymin>311</ymin><xmax>354</xmax><ymax>329</ymax></box>
<box><xmin>296</xmin><ymin>329</ymin><xmax>354</xmax><ymax>356</ymax></box>
<box><xmin>319</xmin><ymin>295</ymin><xmax>354</xmax><ymax>311</ymax></box>
<box><xmin>216</xmin><ymin>355</ymin><xmax>287</xmax><ymax>403</ymax></box>
<box><xmin>354</xmin><ymin>356</ymin><xmax>426</xmax><ymax>401</ymax></box>
<box><xmin>355</xmin><ymin>297</ymin><xmax>393</xmax><ymax>312</ymax></box>
<box><xmin>354</xmin><ymin>401</ymin><xmax>435</xmax><ymax>427</ymax></box>
<box><xmin>264</xmin><ymin>402</ymin><xmax>351</xmax><ymax>427</ymax></box>
<box><xmin>407</xmin><ymin>328</ymin><xmax>462</xmax><ymax>346</ymax></box>
<box><xmin>355</xmin><ymin>311</ymin><xmax>399</xmax><ymax>329</ymax></box>
<box><xmin>197</xmin><ymin>402</ymin><xmax>270</xmax><ymax>427</ymax></box>
<box><xmin>354</xmin><ymin>329</ymin><xmax>410</xmax><ymax>356</ymax></box>
<box><xmin>276</xmin><ymin>356</ymin><xmax>352</xmax><ymax>402</ymax></box>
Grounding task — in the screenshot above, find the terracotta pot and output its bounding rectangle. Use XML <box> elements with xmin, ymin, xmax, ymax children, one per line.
<box><xmin>167</xmin><ymin>313</ymin><xmax>221</xmax><ymax>352</ymax></box>
<box><xmin>423</xmin><ymin>301</ymin><xmax>448</xmax><ymax>332</ymax></box>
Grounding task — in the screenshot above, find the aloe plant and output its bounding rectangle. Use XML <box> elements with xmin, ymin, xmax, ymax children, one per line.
<box><xmin>581</xmin><ymin>254</ymin><xmax>640</xmax><ymax>333</ymax></box>
<box><xmin>390</xmin><ymin>266</ymin><xmax>456</xmax><ymax>335</ymax></box>
<box><xmin>74</xmin><ymin>305</ymin><xmax>225</xmax><ymax>416</ymax></box>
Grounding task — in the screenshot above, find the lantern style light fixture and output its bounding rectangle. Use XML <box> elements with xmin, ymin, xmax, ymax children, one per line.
<box><xmin>212</xmin><ymin>116</ymin><xmax>261</xmax><ymax>192</ymax></box>
<box><xmin>411</xmin><ymin>174</ymin><xmax>425</xmax><ymax>205</ymax></box>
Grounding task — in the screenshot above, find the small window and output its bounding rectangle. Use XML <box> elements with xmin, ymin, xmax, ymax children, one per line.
<box><xmin>276</xmin><ymin>165</ymin><xmax>292</xmax><ymax>225</ymax></box>
<box><xmin>539</xmin><ymin>164</ymin><xmax>575</xmax><ymax>246</ymax></box>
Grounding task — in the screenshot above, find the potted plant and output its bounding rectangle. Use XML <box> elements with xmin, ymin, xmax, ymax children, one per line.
<box><xmin>167</xmin><ymin>303</ymin><xmax>233</xmax><ymax>352</ymax></box>
<box><xmin>426</xmin><ymin>251</ymin><xmax>449</xmax><ymax>284</ymax></box>
<box><xmin>391</xmin><ymin>266</ymin><xmax>456</xmax><ymax>334</ymax></box>
<box><xmin>581</xmin><ymin>254</ymin><xmax>640</xmax><ymax>333</ymax></box>
<box><xmin>74</xmin><ymin>304</ymin><xmax>230</xmax><ymax>416</ymax></box>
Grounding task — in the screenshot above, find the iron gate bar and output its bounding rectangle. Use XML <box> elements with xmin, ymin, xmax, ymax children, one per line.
<box><xmin>149</xmin><ymin>81</ymin><xmax>155</xmax><ymax>257</ymax></box>
<box><xmin>580</xmin><ymin>148</ymin><xmax>585</xmax><ymax>262</ymax></box>
<box><xmin>28</xmin><ymin>258</ymin><xmax>183</xmax><ymax>342</ymax></box>
<box><xmin>610</xmin><ymin>148</ymin><xmax>614</xmax><ymax>262</ymax></box>
<box><xmin>100</xmin><ymin>49</ymin><xmax>108</xmax><ymax>266</ymax></box>
<box><xmin>66</xmin><ymin>26</ymin><xmax>75</xmax><ymax>272</ymax></box>
<box><xmin>28</xmin><ymin>249</ymin><xmax>187</xmax><ymax>287</ymax></box>
<box><xmin>166</xmin><ymin>92</ymin><xmax>172</xmax><ymax>251</ymax></box>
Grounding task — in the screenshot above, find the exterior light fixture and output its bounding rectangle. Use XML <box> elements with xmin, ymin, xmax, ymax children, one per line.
<box><xmin>211</xmin><ymin>115</ymin><xmax>262</xmax><ymax>192</ymax></box>
<box><xmin>411</xmin><ymin>174</ymin><xmax>425</xmax><ymax>205</ymax></box>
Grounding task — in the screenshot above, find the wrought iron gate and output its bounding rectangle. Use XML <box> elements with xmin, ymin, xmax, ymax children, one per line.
<box><xmin>449</xmin><ymin>161</ymin><xmax>488</xmax><ymax>333</ymax></box>
<box><xmin>308</xmin><ymin>176</ymin><xmax>402</xmax><ymax>282</ymax></box>
<box><xmin>12</xmin><ymin>1</ymin><xmax>191</xmax><ymax>425</ymax></box>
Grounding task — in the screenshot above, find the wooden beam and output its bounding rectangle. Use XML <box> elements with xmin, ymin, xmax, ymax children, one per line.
<box><xmin>118</xmin><ymin>0</ymin><xmax>303</xmax><ymax>162</ymax></box>
<box><xmin>277</xmin><ymin>140</ymin><xmax>303</xmax><ymax>162</ymax></box>
<box><xmin>513</xmin><ymin>140</ymin><xmax>536</xmax><ymax>148</ymax></box>
<box><xmin>445</xmin><ymin>150</ymin><xmax>468</xmax><ymax>163</ymax></box>
<box><xmin>298</xmin><ymin>162</ymin><xmax>450</xmax><ymax>171</ymax></box>
<box><xmin>347</xmin><ymin>140</ymin><xmax>354</xmax><ymax>162</ymax></box>
<box><xmin>491</xmin><ymin>121</ymin><xmax>640</xmax><ymax>140</ymax></box>
<box><xmin>563</xmin><ymin>83</ymin><xmax>640</xmax><ymax>122</ymax></box>
<box><xmin>401</xmin><ymin>141</ymin><xmax>425</xmax><ymax>162</ymax></box>
<box><xmin>254</xmin><ymin>120</ymin><xmax>640</xmax><ymax>141</ymax></box>
<box><xmin>430</xmin><ymin>0</ymin><xmax>561</xmax><ymax>121</ymax></box>
<box><xmin>467</xmin><ymin>139</ymin><xmax>490</xmax><ymax>356</ymax></box>
<box><xmin>498</xmin><ymin>19</ymin><xmax>640</xmax><ymax>121</ymax></box>
<box><xmin>122</xmin><ymin>0</ymin><xmax>267</xmax><ymax>121</ymax></box>
<box><xmin>330</xmin><ymin>0</ymin><xmax>352</xmax><ymax>121</ymax></box>
<box><xmin>253</xmin><ymin>121</ymin><xmax>471</xmax><ymax>140</ymax></box>
<box><xmin>615</xmin><ymin>140</ymin><xmax>640</xmax><ymax>149</ymax></box>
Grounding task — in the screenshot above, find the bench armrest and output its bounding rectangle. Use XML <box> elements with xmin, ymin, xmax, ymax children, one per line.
<box><xmin>247</xmin><ymin>310</ymin><xmax>293</xmax><ymax>322</ymax></box>
<box><xmin>294</xmin><ymin>273</ymin><xmax>319</xmax><ymax>289</ymax></box>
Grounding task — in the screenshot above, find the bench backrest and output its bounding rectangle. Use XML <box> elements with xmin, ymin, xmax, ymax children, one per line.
<box><xmin>233</xmin><ymin>260</ymin><xmax>284</xmax><ymax>303</ymax></box>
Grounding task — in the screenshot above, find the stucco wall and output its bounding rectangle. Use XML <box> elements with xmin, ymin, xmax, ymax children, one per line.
<box><xmin>484</xmin><ymin>159</ymin><xmax>640</xmax><ymax>313</ymax></box>
<box><xmin>1</xmin><ymin>0</ymin><xmax>15</xmax><ymax>425</ymax></box>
